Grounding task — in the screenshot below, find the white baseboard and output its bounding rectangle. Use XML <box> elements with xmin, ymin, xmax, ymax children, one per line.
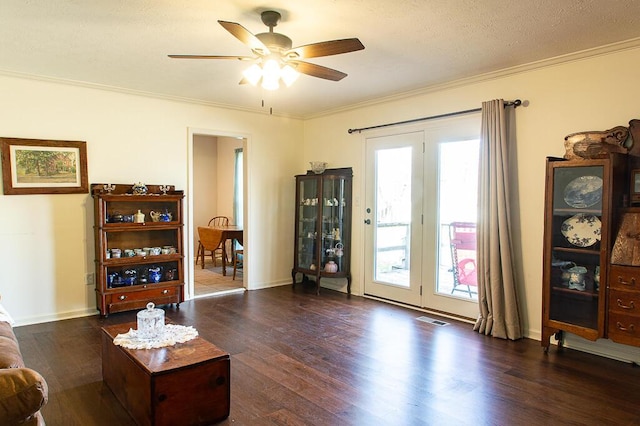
<box><xmin>249</xmin><ymin>279</ymin><xmax>292</xmax><ymax>290</ymax></box>
<box><xmin>14</xmin><ymin>308</ymin><xmax>98</xmax><ymax>327</ymax></box>
<box><xmin>562</xmin><ymin>334</ymin><xmax>640</xmax><ymax>364</ymax></box>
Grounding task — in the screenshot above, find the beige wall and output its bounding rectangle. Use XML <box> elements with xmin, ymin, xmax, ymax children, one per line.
<box><xmin>193</xmin><ymin>134</ymin><xmax>218</xmax><ymax>253</ymax></box>
<box><xmin>0</xmin><ymin>74</ymin><xmax>303</xmax><ymax>324</ymax></box>
<box><xmin>2</xmin><ymin>43</ymin><xmax>640</xmax><ymax>361</ymax></box>
<box><xmin>303</xmin><ymin>45</ymin><xmax>640</xmax><ymax>360</ymax></box>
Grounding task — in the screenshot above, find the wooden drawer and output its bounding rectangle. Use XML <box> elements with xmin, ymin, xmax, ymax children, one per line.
<box><xmin>608</xmin><ymin>312</ymin><xmax>640</xmax><ymax>346</ymax></box>
<box><xmin>609</xmin><ymin>288</ymin><xmax>640</xmax><ymax>315</ymax></box>
<box><xmin>106</xmin><ymin>286</ymin><xmax>181</xmax><ymax>315</ymax></box>
<box><xmin>608</xmin><ymin>265</ymin><xmax>640</xmax><ymax>291</ymax></box>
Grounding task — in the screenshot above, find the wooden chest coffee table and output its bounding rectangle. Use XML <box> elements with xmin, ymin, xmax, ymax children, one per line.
<box><xmin>101</xmin><ymin>322</ymin><xmax>230</xmax><ymax>426</ymax></box>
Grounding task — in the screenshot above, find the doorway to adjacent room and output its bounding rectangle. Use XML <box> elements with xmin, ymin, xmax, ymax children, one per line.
<box><xmin>190</xmin><ymin>130</ymin><xmax>246</xmax><ymax>298</ymax></box>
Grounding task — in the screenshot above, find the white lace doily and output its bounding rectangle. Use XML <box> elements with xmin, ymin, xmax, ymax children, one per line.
<box><xmin>113</xmin><ymin>324</ymin><xmax>199</xmax><ymax>349</ymax></box>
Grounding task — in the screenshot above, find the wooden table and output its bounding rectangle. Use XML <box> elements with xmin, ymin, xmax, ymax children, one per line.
<box><xmin>101</xmin><ymin>322</ymin><xmax>230</xmax><ymax>426</ymax></box>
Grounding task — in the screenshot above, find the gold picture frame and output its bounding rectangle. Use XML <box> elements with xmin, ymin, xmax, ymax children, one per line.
<box><xmin>1</xmin><ymin>137</ymin><xmax>88</xmax><ymax>195</ymax></box>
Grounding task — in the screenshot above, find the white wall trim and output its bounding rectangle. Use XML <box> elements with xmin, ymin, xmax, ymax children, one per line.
<box><xmin>562</xmin><ymin>334</ymin><xmax>640</xmax><ymax>364</ymax></box>
<box><xmin>0</xmin><ymin>68</ymin><xmax>302</xmax><ymax>118</ymax></box>
<box><xmin>13</xmin><ymin>308</ymin><xmax>97</xmax><ymax>327</ymax></box>
<box><xmin>306</xmin><ymin>37</ymin><xmax>640</xmax><ymax>119</ymax></box>
<box><xmin>187</xmin><ymin>127</ymin><xmax>251</xmax><ymax>299</ymax></box>
<box><xmin>249</xmin><ymin>280</ymin><xmax>294</xmax><ymax>290</ymax></box>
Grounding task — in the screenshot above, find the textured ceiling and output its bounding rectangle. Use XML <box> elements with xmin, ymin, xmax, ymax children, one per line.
<box><xmin>1</xmin><ymin>1</ymin><xmax>640</xmax><ymax>118</ymax></box>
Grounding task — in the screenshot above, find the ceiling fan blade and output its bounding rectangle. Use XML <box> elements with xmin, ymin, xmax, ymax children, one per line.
<box><xmin>285</xmin><ymin>38</ymin><xmax>364</xmax><ymax>59</ymax></box>
<box><xmin>218</xmin><ymin>20</ymin><xmax>271</xmax><ymax>55</ymax></box>
<box><xmin>168</xmin><ymin>55</ymin><xmax>254</xmax><ymax>60</ymax></box>
<box><xmin>289</xmin><ymin>61</ymin><xmax>347</xmax><ymax>81</ymax></box>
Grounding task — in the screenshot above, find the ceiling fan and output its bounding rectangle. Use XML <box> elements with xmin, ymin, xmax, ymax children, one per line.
<box><xmin>168</xmin><ymin>10</ymin><xmax>365</xmax><ymax>88</ymax></box>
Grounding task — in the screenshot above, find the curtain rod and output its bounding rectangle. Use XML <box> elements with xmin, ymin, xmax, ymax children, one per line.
<box><xmin>347</xmin><ymin>99</ymin><xmax>522</xmax><ymax>134</ymax></box>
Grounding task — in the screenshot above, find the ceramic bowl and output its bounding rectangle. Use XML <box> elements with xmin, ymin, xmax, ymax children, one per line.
<box><xmin>310</xmin><ymin>161</ymin><xmax>327</xmax><ymax>174</ymax></box>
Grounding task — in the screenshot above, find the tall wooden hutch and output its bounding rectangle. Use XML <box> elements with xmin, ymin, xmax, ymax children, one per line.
<box><xmin>541</xmin><ymin>155</ymin><xmax>628</xmax><ymax>349</ymax></box>
<box><xmin>92</xmin><ymin>183</ymin><xmax>184</xmax><ymax>317</ymax></box>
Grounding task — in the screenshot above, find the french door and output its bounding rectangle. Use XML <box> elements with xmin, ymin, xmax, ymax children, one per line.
<box><xmin>364</xmin><ymin>115</ymin><xmax>481</xmax><ymax>318</ymax></box>
<box><xmin>364</xmin><ymin>132</ymin><xmax>424</xmax><ymax>306</ymax></box>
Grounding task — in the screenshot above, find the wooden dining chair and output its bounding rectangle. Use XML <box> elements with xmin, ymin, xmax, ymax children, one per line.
<box><xmin>197</xmin><ymin>227</ymin><xmax>225</xmax><ymax>270</ymax></box>
<box><xmin>208</xmin><ymin>216</ymin><xmax>230</xmax><ymax>228</ymax></box>
<box><xmin>232</xmin><ymin>235</ymin><xmax>244</xmax><ymax>280</ymax></box>
<box><xmin>196</xmin><ymin>216</ymin><xmax>230</xmax><ymax>267</ymax></box>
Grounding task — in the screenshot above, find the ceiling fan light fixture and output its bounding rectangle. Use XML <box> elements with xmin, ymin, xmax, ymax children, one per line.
<box><xmin>242</xmin><ymin>63</ymin><xmax>262</xmax><ymax>86</ymax></box>
<box><xmin>171</xmin><ymin>11</ymin><xmax>365</xmax><ymax>90</ymax></box>
<box><xmin>281</xmin><ymin>64</ymin><xmax>300</xmax><ymax>87</ymax></box>
<box><xmin>261</xmin><ymin>58</ymin><xmax>281</xmax><ymax>90</ymax></box>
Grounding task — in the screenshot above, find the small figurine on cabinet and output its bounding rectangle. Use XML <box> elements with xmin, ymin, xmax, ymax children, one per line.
<box><xmin>132</xmin><ymin>182</ymin><xmax>148</xmax><ymax>195</ymax></box>
<box><xmin>159</xmin><ymin>185</ymin><xmax>170</xmax><ymax>195</ymax></box>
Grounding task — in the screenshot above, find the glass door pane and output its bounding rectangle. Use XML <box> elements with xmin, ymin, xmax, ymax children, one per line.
<box><xmin>297</xmin><ymin>178</ymin><xmax>319</xmax><ymax>270</ymax></box>
<box><xmin>549</xmin><ymin>165</ymin><xmax>603</xmax><ymax>330</ymax></box>
<box><xmin>374</xmin><ymin>147</ymin><xmax>412</xmax><ymax>286</ymax></box>
<box><xmin>364</xmin><ymin>131</ymin><xmax>423</xmax><ymax>307</ymax></box>
<box><xmin>321</xmin><ymin>176</ymin><xmax>350</xmax><ymax>274</ymax></box>
<box><xmin>436</xmin><ymin>139</ymin><xmax>479</xmax><ymax>300</ymax></box>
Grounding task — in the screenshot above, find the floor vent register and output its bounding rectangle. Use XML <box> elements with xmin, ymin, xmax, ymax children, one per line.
<box><xmin>416</xmin><ymin>316</ymin><xmax>450</xmax><ymax>326</ymax></box>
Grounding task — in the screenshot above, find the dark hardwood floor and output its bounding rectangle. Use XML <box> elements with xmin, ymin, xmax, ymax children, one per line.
<box><xmin>14</xmin><ymin>285</ymin><xmax>640</xmax><ymax>425</ymax></box>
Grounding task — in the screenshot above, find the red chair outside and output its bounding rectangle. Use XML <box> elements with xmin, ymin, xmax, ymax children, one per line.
<box><xmin>449</xmin><ymin>222</ymin><xmax>477</xmax><ymax>297</ymax></box>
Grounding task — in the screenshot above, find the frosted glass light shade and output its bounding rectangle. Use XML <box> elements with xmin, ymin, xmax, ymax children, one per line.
<box><xmin>281</xmin><ymin>65</ymin><xmax>299</xmax><ymax>87</ymax></box>
<box><xmin>242</xmin><ymin>59</ymin><xmax>300</xmax><ymax>90</ymax></box>
<box><xmin>242</xmin><ymin>64</ymin><xmax>262</xmax><ymax>86</ymax></box>
<box><xmin>261</xmin><ymin>59</ymin><xmax>281</xmax><ymax>90</ymax></box>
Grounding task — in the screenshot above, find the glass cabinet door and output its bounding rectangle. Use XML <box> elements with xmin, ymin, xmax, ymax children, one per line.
<box><xmin>547</xmin><ymin>164</ymin><xmax>605</xmax><ymax>333</ymax></box>
<box><xmin>296</xmin><ymin>177</ymin><xmax>319</xmax><ymax>270</ymax></box>
<box><xmin>320</xmin><ymin>174</ymin><xmax>351</xmax><ymax>273</ymax></box>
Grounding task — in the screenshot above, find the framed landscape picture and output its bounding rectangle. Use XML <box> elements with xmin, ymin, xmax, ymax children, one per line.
<box><xmin>1</xmin><ymin>138</ymin><xmax>88</xmax><ymax>195</ymax></box>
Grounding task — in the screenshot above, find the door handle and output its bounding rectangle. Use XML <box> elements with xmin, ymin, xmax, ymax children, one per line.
<box><xmin>364</xmin><ymin>219</ymin><xmax>371</xmax><ymax>224</ymax></box>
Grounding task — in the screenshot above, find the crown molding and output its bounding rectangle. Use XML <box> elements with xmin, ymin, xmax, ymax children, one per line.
<box><xmin>306</xmin><ymin>37</ymin><xmax>640</xmax><ymax>120</ymax></box>
<box><xmin>2</xmin><ymin>36</ymin><xmax>640</xmax><ymax>122</ymax></box>
<box><xmin>0</xmin><ymin>68</ymin><xmax>305</xmax><ymax>120</ymax></box>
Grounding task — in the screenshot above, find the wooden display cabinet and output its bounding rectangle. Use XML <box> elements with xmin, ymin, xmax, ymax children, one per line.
<box><xmin>541</xmin><ymin>155</ymin><xmax>627</xmax><ymax>350</ymax></box>
<box><xmin>92</xmin><ymin>183</ymin><xmax>185</xmax><ymax>317</ymax></box>
<box><xmin>292</xmin><ymin>168</ymin><xmax>352</xmax><ymax>294</ymax></box>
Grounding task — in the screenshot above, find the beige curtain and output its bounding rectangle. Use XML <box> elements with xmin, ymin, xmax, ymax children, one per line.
<box><xmin>473</xmin><ymin>99</ymin><xmax>523</xmax><ymax>340</ymax></box>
